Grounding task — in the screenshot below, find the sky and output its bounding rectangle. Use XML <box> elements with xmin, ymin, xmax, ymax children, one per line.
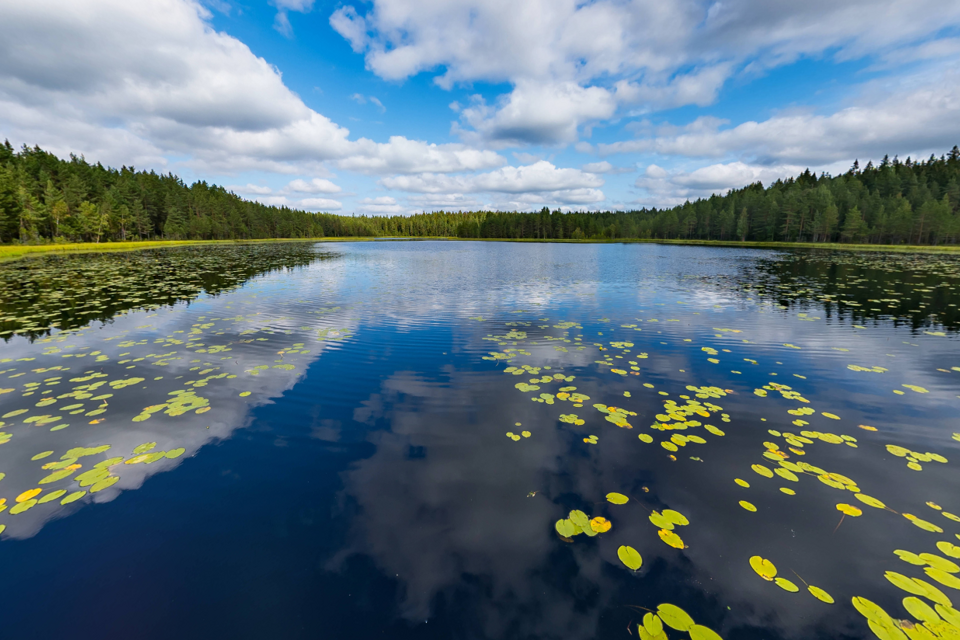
<box><xmin>1</xmin><ymin>0</ymin><xmax>959</xmax><ymax>215</ymax></box>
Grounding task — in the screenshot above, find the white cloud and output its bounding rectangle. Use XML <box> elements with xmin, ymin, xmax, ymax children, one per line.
<box><xmin>634</xmin><ymin>161</ymin><xmax>809</xmax><ymax>207</ymax></box>
<box><xmin>0</xmin><ymin>0</ymin><xmax>505</xmax><ymax>177</ymax></box>
<box><xmin>228</xmin><ymin>183</ymin><xmax>273</xmax><ymax>195</ymax></box>
<box><xmin>355</xmin><ymin>196</ymin><xmax>404</xmax><ymax>215</ymax></box>
<box><xmin>329</xmin><ymin>6</ymin><xmax>369</xmax><ymax>53</ymax></box>
<box><xmin>455</xmin><ymin>81</ymin><xmax>617</xmax><ymax>145</ymax></box>
<box><xmin>381</xmin><ymin>161</ymin><xmax>603</xmax><ymax>195</ymax></box>
<box><xmin>285</xmin><ymin>178</ymin><xmax>342</xmax><ymax>194</ymax></box>
<box><xmin>330</xmin><ymin>0</ymin><xmax>960</xmax><ymax>145</ymax></box>
<box><xmin>351</xmin><ymin>94</ymin><xmax>386</xmax><ymax>112</ymax></box>
<box><xmin>581</xmin><ymin>161</ymin><xmax>634</xmax><ymax>175</ymax></box>
<box><xmin>298</xmin><ymin>197</ymin><xmax>343</xmax><ymax>211</ymax></box>
<box><xmin>254</xmin><ymin>194</ymin><xmax>342</xmax><ymax>211</ymax></box>
<box><xmin>407</xmin><ymin>194</ymin><xmax>482</xmax><ymax>209</ymax></box>
<box><xmin>602</xmin><ymin>67</ymin><xmax>960</xmax><ymax>166</ymax></box>
<box><xmin>271</xmin><ymin>0</ymin><xmax>315</xmax><ymax>37</ymax></box>
<box><xmin>337</xmin><ymin>137</ymin><xmax>505</xmax><ymax>175</ymax></box>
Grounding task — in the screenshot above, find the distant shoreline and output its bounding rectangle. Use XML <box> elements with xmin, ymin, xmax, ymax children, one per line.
<box><xmin>4</xmin><ymin>236</ymin><xmax>960</xmax><ymax>263</ymax></box>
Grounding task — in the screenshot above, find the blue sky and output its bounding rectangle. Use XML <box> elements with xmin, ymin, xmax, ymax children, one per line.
<box><xmin>1</xmin><ymin>1</ymin><xmax>959</xmax><ymax>215</ymax></box>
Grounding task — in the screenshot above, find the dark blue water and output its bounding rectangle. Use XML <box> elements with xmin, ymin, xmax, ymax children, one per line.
<box><xmin>1</xmin><ymin>241</ymin><xmax>959</xmax><ymax>640</ymax></box>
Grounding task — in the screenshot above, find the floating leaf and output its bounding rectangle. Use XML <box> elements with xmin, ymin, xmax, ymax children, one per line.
<box><xmin>658</xmin><ymin>529</ymin><xmax>685</xmax><ymax>549</ymax></box>
<box><xmin>912</xmin><ymin>578</ymin><xmax>952</xmax><ymax>607</ymax></box>
<box><xmin>751</xmin><ymin>464</ymin><xmax>773</xmax><ymax>478</ymax></box>
<box><xmin>662</xmin><ymin>509</ymin><xmax>689</xmax><ymax>526</ymax></box>
<box><xmin>642</xmin><ymin>612</ymin><xmax>662</xmax><ymax>636</ymax></box>
<box><xmin>90</xmin><ymin>476</ymin><xmax>119</xmax><ymax>493</ymax></box>
<box><xmin>38</xmin><ymin>489</ymin><xmax>67</xmax><ymax>504</ymax></box>
<box><xmin>61</xmin><ymin>490</ymin><xmax>86</xmax><ymax>505</ymax></box>
<box><xmin>919</xmin><ymin>553</ymin><xmax>960</xmax><ymax>574</ymax></box>
<box><xmin>903</xmin><ymin>596</ymin><xmax>941</xmax><ymax>623</ymax></box>
<box><xmin>94</xmin><ymin>457</ymin><xmax>124</xmax><ymax>469</ymax></box>
<box><xmin>855</xmin><ymin>494</ymin><xmax>887</xmax><ymax>509</ymax></box>
<box><xmin>775</xmin><ymin>577</ymin><xmax>800</xmax><ymax>592</ymax></box>
<box><xmin>165</xmin><ymin>448</ymin><xmax>185</xmax><ymax>459</ymax></box>
<box><xmin>808</xmin><ymin>585</ymin><xmax>834</xmax><ymax>604</ymax></box>
<box><xmin>617</xmin><ymin>545</ymin><xmax>643</xmax><ymax>570</ymax></box>
<box><xmin>903</xmin><ymin>514</ymin><xmax>944</xmax><ymax>533</ymax></box>
<box><xmin>895</xmin><ymin>550</ymin><xmax>927</xmax><ymax>566</ymax></box>
<box><xmin>16</xmin><ymin>488</ymin><xmax>42</xmax><ymax>503</ymax></box>
<box><xmin>39</xmin><ymin>468</ymin><xmax>76</xmax><ymax>484</ymax></box>
<box><xmin>734</xmin><ymin>478</ymin><xmax>750</xmax><ymax>488</ymax></box>
<box><xmin>837</xmin><ymin>504</ymin><xmax>863</xmax><ymax>517</ymax></box>
<box><xmin>649</xmin><ymin>511</ymin><xmax>675</xmax><ymax>530</ymax></box>
<box><xmin>9</xmin><ymin>498</ymin><xmax>37</xmax><ymax>514</ymax></box>
<box><xmin>750</xmin><ymin>556</ymin><xmax>777</xmax><ymax>580</ymax></box>
<box><xmin>688</xmin><ymin>624</ymin><xmax>723</xmax><ymax>640</ymax></box>
<box><xmin>852</xmin><ymin>596</ymin><xmax>892</xmax><ymax>624</ymax></box>
<box><xmin>590</xmin><ymin>517</ymin><xmax>612</xmax><ymax>533</ymax></box>
<box><xmin>606</xmin><ymin>492</ymin><xmax>628</xmax><ymax>505</ymax></box>
<box><xmin>925</xmin><ymin>568</ymin><xmax>960</xmax><ymax>590</ymax></box>
<box><xmin>936</xmin><ymin>604</ymin><xmax>960</xmax><ymax>627</ymax></box>
<box><xmin>739</xmin><ymin>500</ymin><xmax>757</xmax><ymax>512</ymax></box>
<box><xmin>569</xmin><ymin>510</ymin><xmax>589</xmax><ymax>529</ymax></box>
<box><xmin>656</xmin><ymin>604</ymin><xmax>694</xmax><ymax>631</ymax></box>
<box><xmin>885</xmin><ymin>571</ymin><xmax>928</xmax><ymax>597</ymax></box>
<box><xmin>555</xmin><ymin>519</ymin><xmax>576</xmax><ymax>538</ymax></box>
<box><xmin>133</xmin><ymin>442</ymin><xmax>157</xmax><ymax>454</ymax></box>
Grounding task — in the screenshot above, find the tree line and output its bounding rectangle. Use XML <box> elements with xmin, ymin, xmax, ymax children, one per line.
<box><xmin>2</xmin><ymin>140</ymin><xmax>959</xmax><ymax>245</ymax></box>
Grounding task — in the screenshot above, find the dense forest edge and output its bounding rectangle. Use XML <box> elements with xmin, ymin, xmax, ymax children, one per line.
<box><xmin>2</xmin><ymin>140</ymin><xmax>959</xmax><ymax>246</ymax></box>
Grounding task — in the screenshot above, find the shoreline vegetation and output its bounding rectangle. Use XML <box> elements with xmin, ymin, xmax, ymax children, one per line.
<box><xmin>3</xmin><ymin>236</ymin><xmax>960</xmax><ymax>264</ymax></box>
<box><xmin>2</xmin><ymin>140</ymin><xmax>959</xmax><ymax>251</ymax></box>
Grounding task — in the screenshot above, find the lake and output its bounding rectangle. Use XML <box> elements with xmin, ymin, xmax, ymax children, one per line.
<box><xmin>1</xmin><ymin>240</ymin><xmax>959</xmax><ymax>640</ymax></box>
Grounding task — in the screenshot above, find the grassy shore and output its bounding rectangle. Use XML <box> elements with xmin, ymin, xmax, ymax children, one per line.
<box><xmin>2</xmin><ymin>236</ymin><xmax>959</xmax><ymax>263</ymax></box>
<box><xmin>0</xmin><ymin>237</ymin><xmax>387</xmax><ymax>263</ymax></box>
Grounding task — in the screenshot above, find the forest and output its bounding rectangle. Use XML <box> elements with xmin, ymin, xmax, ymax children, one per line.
<box><xmin>2</xmin><ymin>140</ymin><xmax>959</xmax><ymax>245</ymax></box>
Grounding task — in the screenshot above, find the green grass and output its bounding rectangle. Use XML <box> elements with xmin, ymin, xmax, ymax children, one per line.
<box><xmin>0</xmin><ymin>237</ymin><xmax>387</xmax><ymax>263</ymax></box>
<box><xmin>2</xmin><ymin>235</ymin><xmax>958</xmax><ymax>263</ymax></box>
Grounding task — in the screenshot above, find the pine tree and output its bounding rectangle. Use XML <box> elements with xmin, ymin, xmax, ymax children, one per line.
<box><xmin>736</xmin><ymin>207</ymin><xmax>749</xmax><ymax>241</ymax></box>
<box><xmin>841</xmin><ymin>206</ymin><xmax>863</xmax><ymax>243</ymax></box>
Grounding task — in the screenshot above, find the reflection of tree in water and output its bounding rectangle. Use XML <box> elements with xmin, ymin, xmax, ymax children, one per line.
<box><xmin>0</xmin><ymin>243</ymin><xmax>334</xmax><ymax>340</ymax></box>
<box><xmin>723</xmin><ymin>250</ymin><xmax>960</xmax><ymax>332</ymax></box>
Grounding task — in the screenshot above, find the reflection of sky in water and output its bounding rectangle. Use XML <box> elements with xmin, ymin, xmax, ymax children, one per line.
<box><xmin>1</xmin><ymin>241</ymin><xmax>959</xmax><ymax>640</ymax></box>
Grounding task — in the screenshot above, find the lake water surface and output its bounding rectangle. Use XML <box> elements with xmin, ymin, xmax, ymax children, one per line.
<box><xmin>1</xmin><ymin>241</ymin><xmax>959</xmax><ymax>640</ymax></box>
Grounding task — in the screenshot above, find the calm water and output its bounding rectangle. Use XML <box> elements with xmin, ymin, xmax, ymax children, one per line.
<box><xmin>1</xmin><ymin>241</ymin><xmax>959</xmax><ymax>640</ymax></box>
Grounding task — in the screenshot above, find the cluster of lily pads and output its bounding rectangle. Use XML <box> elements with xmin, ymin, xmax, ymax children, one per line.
<box><xmin>475</xmin><ymin>295</ymin><xmax>960</xmax><ymax>640</ymax></box>
<box><xmin>0</xmin><ymin>250</ymin><xmax>357</xmax><ymax>536</ymax></box>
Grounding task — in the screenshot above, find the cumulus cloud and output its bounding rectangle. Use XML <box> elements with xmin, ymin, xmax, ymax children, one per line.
<box><xmin>602</xmin><ymin>67</ymin><xmax>960</xmax><ymax>167</ymax></box>
<box><xmin>330</xmin><ymin>0</ymin><xmax>960</xmax><ymax>145</ymax></box>
<box><xmin>581</xmin><ymin>161</ymin><xmax>634</xmax><ymax>175</ymax></box>
<box><xmin>228</xmin><ymin>183</ymin><xmax>274</xmax><ymax>195</ymax></box>
<box><xmin>355</xmin><ymin>196</ymin><xmax>403</xmax><ymax>215</ymax></box>
<box><xmin>406</xmin><ymin>194</ymin><xmax>483</xmax><ymax>209</ymax></box>
<box><xmin>455</xmin><ymin>81</ymin><xmax>617</xmax><ymax>146</ymax></box>
<box><xmin>381</xmin><ymin>161</ymin><xmax>603</xmax><ymax>195</ymax></box>
<box><xmin>337</xmin><ymin>137</ymin><xmax>505</xmax><ymax>175</ymax></box>
<box><xmin>285</xmin><ymin>178</ymin><xmax>342</xmax><ymax>194</ymax></box>
<box><xmin>633</xmin><ymin>161</ymin><xmax>810</xmax><ymax>207</ymax></box>
<box><xmin>255</xmin><ymin>194</ymin><xmax>343</xmax><ymax>211</ymax></box>
<box><xmin>0</xmin><ymin>0</ymin><xmax>505</xmax><ymax>177</ymax></box>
